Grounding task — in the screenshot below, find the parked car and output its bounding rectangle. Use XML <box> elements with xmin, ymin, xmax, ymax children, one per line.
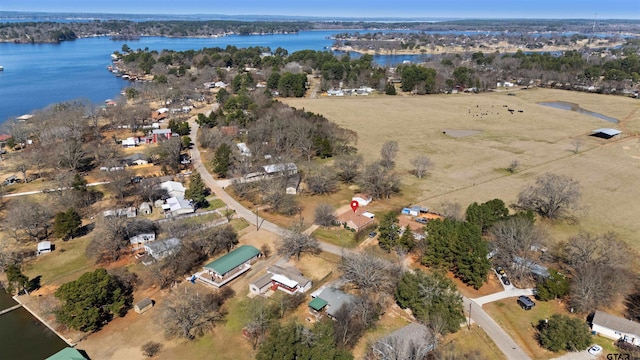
<box><xmin>496</xmin><ymin>266</ymin><xmax>505</xmax><ymax>275</ymax></box>
<box><xmin>501</xmin><ymin>276</ymin><xmax>511</xmax><ymax>286</ymax></box>
<box><xmin>368</xmin><ymin>232</ymin><xmax>377</xmax><ymax>238</ymax></box>
<box><xmin>415</xmin><ymin>217</ymin><xmax>428</xmax><ymax>224</ymax></box>
<box><xmin>587</xmin><ymin>345</ymin><xmax>602</xmax><ymax>355</ymax></box>
<box><xmin>517</xmin><ymin>295</ymin><xmax>535</xmax><ymax>310</ymax></box>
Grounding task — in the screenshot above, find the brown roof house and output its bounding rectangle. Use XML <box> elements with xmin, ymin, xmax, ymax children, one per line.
<box><xmin>337</xmin><ymin>209</ymin><xmax>375</xmax><ymax>231</ymax></box>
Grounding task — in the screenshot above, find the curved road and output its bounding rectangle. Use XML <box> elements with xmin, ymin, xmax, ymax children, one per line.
<box><xmin>187</xmin><ymin>117</ymin><xmax>348</xmax><ymax>257</ymax></box>
<box><xmin>187</xmin><ymin>109</ymin><xmax>528</xmax><ymax>359</ymax></box>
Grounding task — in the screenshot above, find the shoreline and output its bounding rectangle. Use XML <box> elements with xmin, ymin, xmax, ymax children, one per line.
<box><xmin>331</xmin><ymin>41</ymin><xmax>627</xmax><ymax>56</ymax></box>
<box><xmin>12</xmin><ymin>294</ymin><xmax>76</xmax><ymax>347</ymax></box>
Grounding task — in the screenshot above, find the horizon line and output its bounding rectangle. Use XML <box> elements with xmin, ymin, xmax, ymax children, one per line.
<box><xmin>0</xmin><ymin>11</ymin><xmax>638</xmax><ymax>21</ymax></box>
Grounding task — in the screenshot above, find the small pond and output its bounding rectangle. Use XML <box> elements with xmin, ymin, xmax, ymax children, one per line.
<box><xmin>538</xmin><ymin>101</ymin><xmax>618</xmax><ymax>123</ymax></box>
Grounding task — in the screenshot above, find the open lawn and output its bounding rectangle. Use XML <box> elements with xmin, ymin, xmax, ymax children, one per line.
<box><xmin>282</xmin><ymin>88</ymin><xmax>640</xmax><ymax>248</ymax></box>
<box><xmin>23</xmin><ymin>236</ymin><xmax>93</xmax><ymax>286</ymax></box>
<box><xmin>442</xmin><ymin>324</ymin><xmax>507</xmax><ymax>360</ymax></box>
<box><xmin>483</xmin><ymin>298</ymin><xmax>578</xmax><ymax>359</ymax></box>
<box><xmin>313</xmin><ymin>226</ymin><xmax>359</xmax><ymax>248</ymax></box>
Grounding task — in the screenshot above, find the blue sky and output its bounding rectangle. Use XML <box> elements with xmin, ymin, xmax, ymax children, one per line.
<box><xmin>1</xmin><ymin>0</ymin><xmax>639</xmax><ymax>19</ymax></box>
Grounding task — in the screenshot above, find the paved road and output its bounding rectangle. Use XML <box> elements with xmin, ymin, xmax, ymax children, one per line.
<box><xmin>464</xmin><ymin>296</ymin><xmax>532</xmax><ymax>360</ymax></box>
<box><xmin>187</xmin><ymin>116</ymin><xmax>349</xmax><ymax>257</ymax></box>
<box><xmin>1</xmin><ymin>181</ymin><xmax>110</xmax><ymax>198</ymax></box>
<box><xmin>188</xmin><ymin>106</ymin><xmax>525</xmax><ymax>358</ymax></box>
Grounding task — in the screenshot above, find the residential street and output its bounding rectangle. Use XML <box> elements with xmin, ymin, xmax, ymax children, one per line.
<box><xmin>186</xmin><ymin>108</ymin><xmax>531</xmax><ymax>359</ymax></box>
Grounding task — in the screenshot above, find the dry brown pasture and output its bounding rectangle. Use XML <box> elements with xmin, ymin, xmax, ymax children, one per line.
<box><xmin>282</xmin><ymin>88</ymin><xmax>640</xmax><ymax>248</ymax></box>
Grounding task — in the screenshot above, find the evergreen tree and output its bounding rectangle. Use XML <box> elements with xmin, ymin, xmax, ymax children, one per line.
<box><xmin>53</xmin><ymin>208</ymin><xmax>82</xmax><ymax>240</ymax></box>
<box><xmin>213</xmin><ymin>143</ymin><xmax>232</xmax><ymax>178</ymax></box>
<box><xmin>422</xmin><ymin>218</ymin><xmax>490</xmax><ymax>289</ymax></box>
<box><xmin>185</xmin><ymin>172</ymin><xmax>208</xmax><ymax>209</ymax></box>
<box><xmin>395</xmin><ymin>270</ymin><xmax>465</xmax><ymax>334</ymax></box>
<box><xmin>538</xmin><ymin>314</ymin><xmax>592</xmax><ymax>352</ymax></box>
<box><xmin>465</xmin><ymin>198</ymin><xmax>509</xmax><ymax>234</ymax></box>
<box><xmin>536</xmin><ymin>270</ymin><xmax>570</xmax><ymax>301</ymax></box>
<box><xmin>397</xmin><ymin>226</ymin><xmax>416</xmax><ymax>252</ymax></box>
<box><xmin>4</xmin><ymin>264</ymin><xmax>30</xmax><ymax>295</ymax></box>
<box><xmin>55</xmin><ymin>268</ymin><xmax>131</xmax><ymax>332</ymax></box>
<box><xmin>377</xmin><ymin>211</ymin><xmax>400</xmax><ymax>252</ymax></box>
<box><xmin>385</xmin><ymin>82</ymin><xmax>397</xmax><ymax>95</ymax></box>
<box><xmin>256</xmin><ymin>321</ymin><xmax>353</xmax><ymax>360</ymax></box>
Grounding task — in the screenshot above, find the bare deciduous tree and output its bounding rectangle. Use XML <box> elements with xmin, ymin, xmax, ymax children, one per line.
<box><xmin>410</xmin><ymin>154</ymin><xmax>434</xmax><ymax>179</ymax></box>
<box><xmin>244</xmin><ymin>298</ymin><xmax>277</xmax><ymax>349</ymax></box>
<box><xmin>305</xmin><ymin>167</ymin><xmax>337</xmax><ymax>195</ymax></box>
<box><xmin>163</xmin><ymin>289</ymin><xmax>232</xmax><ymax>340</ymax></box>
<box><xmin>517</xmin><ymin>173</ymin><xmax>581</xmax><ymax>220</ymax></box>
<box><xmin>334</xmin><ymin>154</ymin><xmax>363</xmax><ymax>184</ymax></box>
<box><xmin>86</xmin><ymin>216</ymin><xmax>128</xmax><ymax>263</ymax></box>
<box><xmin>562</xmin><ymin>232</ymin><xmax>634</xmax><ymax>313</ymax></box>
<box><xmin>314</xmin><ymin>203</ymin><xmax>336</xmax><ymax>227</ymax></box>
<box><xmin>277</xmin><ymin>225</ymin><xmax>320</xmax><ymax>260</ymax></box>
<box><xmin>571</xmin><ymin>139</ymin><xmax>583</xmax><ymax>154</ymax></box>
<box><xmin>4</xmin><ymin>198</ymin><xmax>53</xmax><ymax>242</ymax></box>
<box><xmin>360</xmin><ymin>162</ymin><xmax>401</xmax><ymax>200</ymax></box>
<box><xmin>507</xmin><ymin>159</ymin><xmax>520</xmax><ymax>174</ymax></box>
<box><xmin>490</xmin><ymin>216</ymin><xmax>546</xmax><ymax>283</ymax></box>
<box><xmin>340</xmin><ymin>252</ymin><xmax>400</xmax><ymax>295</ymax></box>
<box><xmin>141</xmin><ymin>342</ymin><xmax>162</xmax><ymax>358</ymax></box>
<box><xmin>439</xmin><ymin>200</ymin><xmax>463</xmax><ymax>221</ymax></box>
<box><xmin>380</xmin><ymin>140</ymin><xmax>399</xmax><ymax>170</ymax></box>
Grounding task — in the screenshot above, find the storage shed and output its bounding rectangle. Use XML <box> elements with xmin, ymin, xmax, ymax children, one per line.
<box><xmin>134</xmin><ymin>297</ymin><xmax>153</xmax><ymax>314</ymax></box>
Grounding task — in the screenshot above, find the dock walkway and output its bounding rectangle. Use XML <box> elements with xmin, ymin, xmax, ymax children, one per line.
<box><xmin>0</xmin><ymin>304</ymin><xmax>22</xmax><ymax>316</ymax></box>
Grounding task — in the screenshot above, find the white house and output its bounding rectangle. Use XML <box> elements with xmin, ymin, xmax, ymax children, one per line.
<box><xmin>236</xmin><ymin>142</ymin><xmax>252</xmax><ymax>157</ymax></box>
<box><xmin>352</xmin><ymin>193</ymin><xmax>372</xmax><ymax>207</ymax></box>
<box><xmin>249</xmin><ymin>265</ymin><xmax>312</xmax><ymax>295</ymax></box>
<box><xmin>262</xmin><ymin>163</ymin><xmax>298</xmax><ymax>176</ymax></box>
<box><xmin>159</xmin><ymin>181</ymin><xmax>186</xmax><ymax>198</ymax></box>
<box><xmin>37</xmin><ymin>241</ymin><xmax>52</xmax><ymax>255</ymax></box>
<box><xmin>129</xmin><ymin>233</ymin><xmax>156</xmax><ymax>250</ymax></box>
<box><xmin>592</xmin><ymin>310</ymin><xmax>640</xmax><ymax>346</ymax></box>
<box><xmin>163</xmin><ymin>197</ymin><xmax>195</xmax><ymax>217</ymax></box>
<box><xmin>121</xmin><ymin>137</ymin><xmax>139</xmax><ymax>148</ymax></box>
<box><xmin>144</xmin><ymin>237</ymin><xmax>181</xmax><ymax>261</ymax></box>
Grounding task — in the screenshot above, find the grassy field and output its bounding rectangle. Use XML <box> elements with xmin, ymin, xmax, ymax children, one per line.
<box><xmin>313</xmin><ymin>227</ymin><xmax>359</xmax><ymax>248</ymax></box>
<box><xmin>282</xmin><ymin>88</ymin><xmax>640</xmax><ymax>248</ymax></box>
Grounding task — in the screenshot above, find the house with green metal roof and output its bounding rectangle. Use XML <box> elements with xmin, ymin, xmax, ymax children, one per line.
<box><xmin>46</xmin><ymin>347</ymin><xmax>87</xmax><ymax>360</ymax></box>
<box><xmin>196</xmin><ymin>245</ymin><xmax>261</xmax><ymax>287</ymax></box>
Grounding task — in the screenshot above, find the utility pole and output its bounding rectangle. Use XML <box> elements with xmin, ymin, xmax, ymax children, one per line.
<box><xmin>468</xmin><ymin>302</ymin><xmax>472</xmax><ymax>330</ymax></box>
<box><xmin>255</xmin><ymin>206</ymin><xmax>259</xmax><ymax>231</ymax></box>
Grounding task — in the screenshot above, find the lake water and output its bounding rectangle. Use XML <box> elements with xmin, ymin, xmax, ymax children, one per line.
<box><xmin>538</xmin><ymin>101</ymin><xmax>619</xmax><ymax>123</ymax></box>
<box><xmin>0</xmin><ymin>30</ymin><xmax>428</xmax><ymax>124</ymax></box>
<box><xmin>0</xmin><ymin>290</ymin><xmax>67</xmax><ymax>359</ymax></box>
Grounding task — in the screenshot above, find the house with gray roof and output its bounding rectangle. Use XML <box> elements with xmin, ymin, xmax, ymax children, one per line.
<box><xmin>144</xmin><ymin>237</ymin><xmax>181</xmax><ymax>261</ymax></box>
<box><xmin>592</xmin><ymin>310</ymin><xmax>640</xmax><ymax>346</ymax></box>
<box><xmin>197</xmin><ymin>245</ymin><xmax>261</xmax><ymax>287</ymax></box>
<box><xmin>308</xmin><ymin>286</ymin><xmax>355</xmax><ymax>319</ymax></box>
<box><xmin>372</xmin><ymin>323</ymin><xmax>435</xmax><ymax>359</ymax></box>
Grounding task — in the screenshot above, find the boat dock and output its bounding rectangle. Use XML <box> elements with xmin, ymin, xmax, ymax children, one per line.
<box><xmin>0</xmin><ymin>304</ymin><xmax>22</xmax><ymax>316</ymax></box>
